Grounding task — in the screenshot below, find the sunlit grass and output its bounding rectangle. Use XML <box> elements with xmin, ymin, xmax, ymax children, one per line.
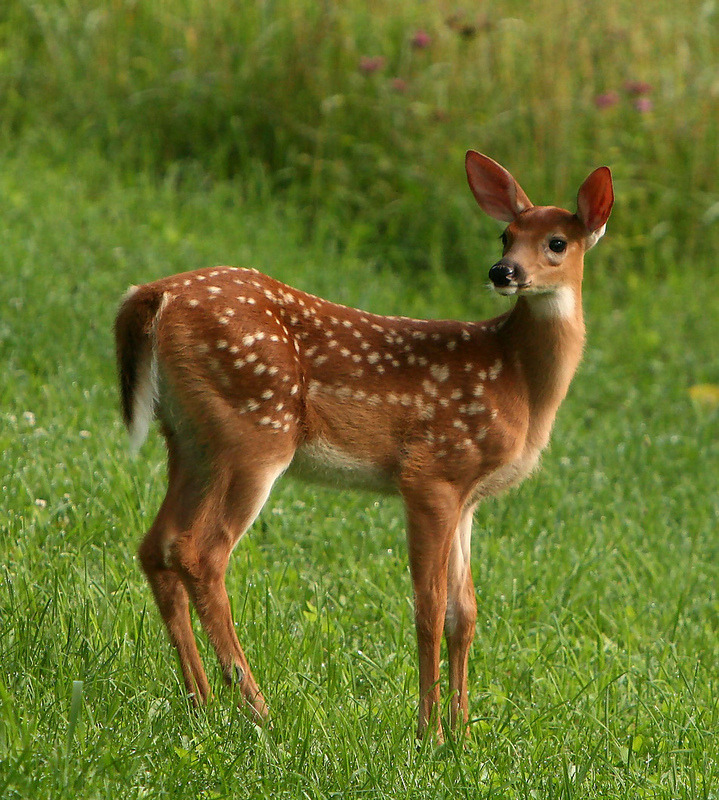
<box><xmin>1</xmin><ymin>151</ymin><xmax>718</xmax><ymax>798</ymax></box>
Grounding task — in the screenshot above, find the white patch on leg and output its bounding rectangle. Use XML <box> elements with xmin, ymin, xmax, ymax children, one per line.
<box><xmin>445</xmin><ymin>508</ymin><xmax>474</xmax><ymax>636</ymax></box>
<box><xmin>228</xmin><ymin>460</ymin><xmax>291</xmax><ymax>554</ymax></box>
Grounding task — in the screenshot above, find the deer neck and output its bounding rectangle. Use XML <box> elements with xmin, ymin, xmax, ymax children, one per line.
<box><xmin>500</xmin><ymin>284</ymin><xmax>585</xmax><ymax>449</ymax></box>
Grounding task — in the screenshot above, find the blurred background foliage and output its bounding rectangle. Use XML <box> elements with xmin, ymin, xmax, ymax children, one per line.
<box><xmin>0</xmin><ymin>0</ymin><xmax>717</xmax><ymax>274</ymax></box>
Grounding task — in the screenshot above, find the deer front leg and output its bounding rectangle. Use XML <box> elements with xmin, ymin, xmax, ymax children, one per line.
<box><xmin>403</xmin><ymin>479</ymin><xmax>462</xmax><ymax>741</ymax></box>
<box><xmin>444</xmin><ymin>504</ymin><xmax>477</xmax><ymax>735</ymax></box>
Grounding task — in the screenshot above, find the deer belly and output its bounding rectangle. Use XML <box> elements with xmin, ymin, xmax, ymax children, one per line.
<box><xmin>288</xmin><ymin>437</ymin><xmax>396</xmax><ymax>493</ymax></box>
<box><xmin>471</xmin><ymin>446</ymin><xmax>542</xmax><ymax>501</ymax></box>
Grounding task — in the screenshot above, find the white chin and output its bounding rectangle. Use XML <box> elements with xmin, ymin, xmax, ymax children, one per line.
<box><xmin>493</xmin><ymin>285</ymin><xmax>518</xmax><ymax>296</ymax></box>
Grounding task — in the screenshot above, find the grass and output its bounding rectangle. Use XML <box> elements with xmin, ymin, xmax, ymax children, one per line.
<box><xmin>1</xmin><ymin>1</ymin><xmax>718</xmax><ymax>794</ymax></box>
<box><xmin>1</xmin><ymin>147</ymin><xmax>718</xmax><ymax>799</ymax></box>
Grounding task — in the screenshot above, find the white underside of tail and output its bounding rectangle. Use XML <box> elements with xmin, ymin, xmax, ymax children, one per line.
<box><xmin>129</xmin><ymin>348</ymin><xmax>159</xmax><ymax>454</ymax></box>
<box><xmin>125</xmin><ymin>288</ymin><xmax>168</xmax><ymax>454</ymax></box>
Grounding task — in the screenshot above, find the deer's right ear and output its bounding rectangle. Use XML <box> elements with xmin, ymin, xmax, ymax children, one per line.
<box><xmin>576</xmin><ymin>166</ymin><xmax>614</xmax><ymax>248</ymax></box>
<box><xmin>465</xmin><ymin>151</ymin><xmax>533</xmax><ymax>223</ymax></box>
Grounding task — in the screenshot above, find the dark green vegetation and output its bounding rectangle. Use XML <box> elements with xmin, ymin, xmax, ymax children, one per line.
<box><xmin>1</xmin><ymin>1</ymin><xmax>718</xmax><ymax>797</ymax></box>
<box><xmin>1</xmin><ymin>1</ymin><xmax>718</xmax><ymax>272</ymax></box>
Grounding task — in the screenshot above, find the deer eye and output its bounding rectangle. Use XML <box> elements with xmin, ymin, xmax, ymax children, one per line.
<box><xmin>500</xmin><ymin>232</ymin><xmax>509</xmax><ymax>248</ymax></box>
<box><xmin>548</xmin><ymin>238</ymin><xmax>567</xmax><ymax>253</ymax></box>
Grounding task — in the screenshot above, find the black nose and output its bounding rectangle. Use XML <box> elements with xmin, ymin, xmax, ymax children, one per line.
<box><xmin>489</xmin><ymin>262</ymin><xmax>514</xmax><ymax>287</ymax></box>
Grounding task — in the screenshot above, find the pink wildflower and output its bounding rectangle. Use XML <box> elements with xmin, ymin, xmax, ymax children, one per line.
<box><xmin>411</xmin><ymin>30</ymin><xmax>432</xmax><ymax>49</ymax></box>
<box><xmin>624</xmin><ymin>80</ymin><xmax>653</xmax><ymax>96</ymax></box>
<box><xmin>594</xmin><ymin>91</ymin><xmax>619</xmax><ymax>109</ymax></box>
<box><xmin>633</xmin><ymin>97</ymin><xmax>653</xmax><ymax>113</ymax></box>
<box><xmin>359</xmin><ymin>56</ymin><xmax>385</xmax><ymax>75</ymax></box>
<box><xmin>391</xmin><ymin>78</ymin><xmax>408</xmax><ymax>94</ymax></box>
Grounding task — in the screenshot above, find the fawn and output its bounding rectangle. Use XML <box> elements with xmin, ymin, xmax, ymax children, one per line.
<box><xmin>115</xmin><ymin>152</ymin><xmax>613</xmax><ymax>739</ymax></box>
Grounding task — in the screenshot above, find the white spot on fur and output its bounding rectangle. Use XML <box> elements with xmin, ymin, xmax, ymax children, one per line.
<box><xmin>430</xmin><ymin>364</ymin><xmax>450</xmax><ymax>382</ymax></box>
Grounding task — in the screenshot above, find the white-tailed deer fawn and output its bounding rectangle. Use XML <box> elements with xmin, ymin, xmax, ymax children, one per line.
<box><xmin>115</xmin><ymin>152</ymin><xmax>613</xmax><ymax>739</ymax></box>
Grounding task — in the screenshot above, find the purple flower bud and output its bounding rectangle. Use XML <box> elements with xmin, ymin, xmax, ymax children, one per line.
<box><xmin>391</xmin><ymin>78</ymin><xmax>408</xmax><ymax>93</ymax></box>
<box><xmin>359</xmin><ymin>56</ymin><xmax>386</xmax><ymax>75</ymax></box>
<box><xmin>594</xmin><ymin>91</ymin><xmax>620</xmax><ymax>109</ymax></box>
<box><xmin>411</xmin><ymin>30</ymin><xmax>432</xmax><ymax>49</ymax></box>
<box><xmin>624</xmin><ymin>80</ymin><xmax>653</xmax><ymax>96</ymax></box>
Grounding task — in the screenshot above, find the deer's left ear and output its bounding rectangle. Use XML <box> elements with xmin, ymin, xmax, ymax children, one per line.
<box><xmin>465</xmin><ymin>150</ymin><xmax>533</xmax><ymax>223</ymax></box>
<box><xmin>576</xmin><ymin>166</ymin><xmax>614</xmax><ymax>249</ymax></box>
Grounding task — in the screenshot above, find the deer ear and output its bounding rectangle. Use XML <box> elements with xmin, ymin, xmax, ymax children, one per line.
<box><xmin>577</xmin><ymin>166</ymin><xmax>614</xmax><ymax>247</ymax></box>
<box><xmin>465</xmin><ymin>151</ymin><xmax>533</xmax><ymax>223</ymax></box>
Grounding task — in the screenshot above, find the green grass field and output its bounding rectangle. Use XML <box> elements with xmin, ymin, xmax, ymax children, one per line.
<box><xmin>1</xmin><ymin>1</ymin><xmax>719</xmax><ymax>797</ymax></box>
<box><xmin>2</xmin><ymin>149</ymin><xmax>718</xmax><ymax>798</ymax></box>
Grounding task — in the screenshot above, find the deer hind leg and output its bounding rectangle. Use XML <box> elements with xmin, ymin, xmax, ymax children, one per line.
<box><xmin>444</xmin><ymin>504</ymin><xmax>477</xmax><ymax>735</ymax></box>
<box><xmin>167</xmin><ymin>457</ymin><xmax>289</xmax><ymax>721</ymax></box>
<box><xmin>402</xmin><ymin>479</ymin><xmax>462</xmax><ymax>741</ymax></box>
<box><xmin>138</xmin><ymin>446</ymin><xmax>211</xmax><ymax>705</ymax></box>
